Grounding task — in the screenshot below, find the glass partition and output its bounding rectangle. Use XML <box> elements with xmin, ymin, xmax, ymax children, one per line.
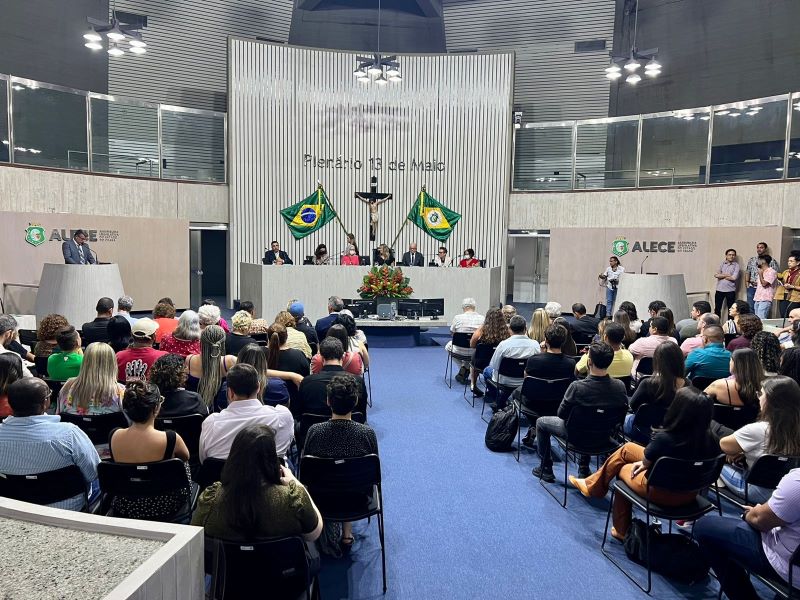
<box><xmin>11</xmin><ymin>80</ymin><xmax>88</xmax><ymax>171</ymax></box>
<box><xmin>709</xmin><ymin>97</ymin><xmax>788</xmax><ymax>184</ymax></box>
<box><xmin>513</xmin><ymin>124</ymin><xmax>574</xmax><ymax>190</ymax></box>
<box><xmin>788</xmin><ymin>93</ymin><xmax>800</xmax><ymax>179</ymax></box>
<box><xmin>91</xmin><ymin>97</ymin><xmax>159</xmax><ymax>177</ymax></box>
<box><xmin>161</xmin><ymin>108</ymin><xmax>225</xmax><ymax>182</ymax></box>
<box><xmin>575</xmin><ymin>118</ymin><xmax>638</xmax><ymax>189</ymax></box>
<box><xmin>0</xmin><ymin>78</ymin><xmax>8</xmax><ymax>163</ymax></box>
<box><xmin>640</xmin><ymin>108</ymin><xmax>710</xmax><ymax>186</ymax></box>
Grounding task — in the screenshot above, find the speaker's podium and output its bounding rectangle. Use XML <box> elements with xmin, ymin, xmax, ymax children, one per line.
<box><xmin>35</xmin><ymin>263</ymin><xmax>126</xmax><ymax>327</ymax></box>
<box><xmin>615</xmin><ymin>273</ymin><xmax>689</xmax><ymax>321</ymax></box>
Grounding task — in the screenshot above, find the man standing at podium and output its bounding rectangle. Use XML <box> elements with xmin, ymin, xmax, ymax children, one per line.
<box><xmin>61</xmin><ymin>230</ymin><xmax>96</xmax><ymax>265</ymax></box>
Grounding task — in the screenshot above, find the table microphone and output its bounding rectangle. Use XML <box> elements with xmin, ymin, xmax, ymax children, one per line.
<box><xmin>640</xmin><ymin>255</ymin><xmax>649</xmax><ymax>274</ymax></box>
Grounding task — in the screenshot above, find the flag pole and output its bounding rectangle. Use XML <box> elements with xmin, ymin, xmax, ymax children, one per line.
<box><xmin>319</xmin><ymin>183</ymin><xmax>349</xmax><ymax>236</ymax></box>
<box><xmin>390</xmin><ymin>185</ymin><xmax>425</xmax><ymax>250</ymax></box>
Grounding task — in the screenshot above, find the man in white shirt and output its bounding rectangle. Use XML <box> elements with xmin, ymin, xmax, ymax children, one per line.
<box><xmin>446</xmin><ymin>298</ymin><xmax>485</xmax><ymax>384</ymax></box>
<box><xmin>485</xmin><ymin>315</ymin><xmax>540</xmax><ymax>410</ymax></box>
<box><xmin>199</xmin><ymin>363</ymin><xmax>294</xmax><ymax>461</ymax></box>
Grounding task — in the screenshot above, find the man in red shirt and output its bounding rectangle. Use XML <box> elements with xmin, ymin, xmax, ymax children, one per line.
<box><xmin>116</xmin><ymin>318</ymin><xmax>167</xmax><ymax>382</ymax></box>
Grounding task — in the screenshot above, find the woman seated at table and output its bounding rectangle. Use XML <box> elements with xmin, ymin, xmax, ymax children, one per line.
<box><xmin>58</xmin><ymin>342</ymin><xmax>125</xmax><ymax>415</ymax></box>
<box><xmin>459</xmin><ymin>248</ymin><xmax>480</xmax><ymax>268</ymax></box>
<box><xmin>192</xmin><ymin>424</ymin><xmax>323</xmax><ymax>542</ymax></box>
<box><xmin>313</xmin><ymin>243</ymin><xmax>330</xmax><ymax>265</ymax></box>
<box><xmin>569</xmin><ymin>387</ymin><xmax>720</xmax><ymax>541</ymax></box>
<box><xmin>109</xmin><ymin>380</ymin><xmax>192</xmax><ymax>521</ymax></box>
<box><xmin>341</xmin><ymin>244</ymin><xmax>361</xmax><ymax>266</ymax></box>
<box><xmin>149</xmin><ymin>353</ymin><xmax>207</xmax><ymax>417</ymax></box>
<box><xmin>374</xmin><ymin>243</ymin><xmax>395</xmax><ymax>266</ymax></box>
<box><xmin>718</xmin><ymin>376</ymin><xmax>800</xmax><ymax>504</ymax></box>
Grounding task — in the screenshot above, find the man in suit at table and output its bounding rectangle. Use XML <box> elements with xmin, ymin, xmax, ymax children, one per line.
<box><xmin>263</xmin><ymin>240</ymin><xmax>294</xmax><ymax>265</ymax></box>
<box><xmin>61</xmin><ymin>230</ymin><xmax>96</xmax><ymax>265</ymax></box>
<box><xmin>400</xmin><ymin>242</ymin><xmax>425</xmax><ymax>267</ymax></box>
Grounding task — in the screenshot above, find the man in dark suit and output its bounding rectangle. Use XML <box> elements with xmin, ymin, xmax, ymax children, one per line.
<box><xmin>400</xmin><ymin>242</ymin><xmax>425</xmax><ymax>267</ymax></box>
<box><xmin>295</xmin><ymin>338</ymin><xmax>368</xmax><ymax>418</ymax></box>
<box><xmin>263</xmin><ymin>240</ymin><xmax>294</xmax><ymax>265</ymax></box>
<box><xmin>314</xmin><ymin>296</ymin><xmax>344</xmax><ymax>340</ymax></box>
<box><xmin>570</xmin><ymin>303</ymin><xmax>600</xmax><ymax>343</ymax></box>
<box><xmin>81</xmin><ymin>297</ymin><xmax>114</xmax><ymax>345</ymax></box>
<box><xmin>62</xmin><ymin>230</ymin><xmax>96</xmax><ymax>265</ymax></box>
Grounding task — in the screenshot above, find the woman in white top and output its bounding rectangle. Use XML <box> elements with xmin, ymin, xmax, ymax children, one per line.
<box><xmin>433</xmin><ymin>246</ymin><xmax>453</xmax><ymax>267</ymax></box>
<box><xmin>718</xmin><ymin>376</ymin><xmax>800</xmax><ymax>503</ymax></box>
<box><xmin>599</xmin><ymin>256</ymin><xmax>625</xmax><ymax>317</ymax></box>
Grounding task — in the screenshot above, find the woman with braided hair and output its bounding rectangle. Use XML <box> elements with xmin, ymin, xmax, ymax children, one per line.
<box><xmin>184</xmin><ymin>325</ymin><xmax>237</xmax><ymax>411</ymax></box>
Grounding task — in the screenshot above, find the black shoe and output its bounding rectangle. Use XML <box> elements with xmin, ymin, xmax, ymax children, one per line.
<box><xmin>521</xmin><ymin>432</ymin><xmax>536</xmax><ymax>448</ymax></box>
<box><xmin>533</xmin><ymin>465</ymin><xmax>555</xmax><ymax>483</ymax></box>
<box><xmin>471</xmin><ymin>386</ymin><xmax>484</xmax><ymax>398</ymax></box>
<box><xmin>577</xmin><ymin>466</ymin><xmax>591</xmax><ymax>479</ymax></box>
<box><xmin>490</xmin><ymin>403</ymin><xmax>499</xmax><ymax>413</ymax></box>
<box><xmin>455</xmin><ymin>373</ymin><xmax>466</xmax><ymax>385</ymax></box>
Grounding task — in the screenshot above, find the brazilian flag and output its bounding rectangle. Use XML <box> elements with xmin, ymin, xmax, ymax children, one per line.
<box><xmin>280</xmin><ymin>185</ymin><xmax>337</xmax><ymax>240</ymax></box>
<box><xmin>407</xmin><ymin>187</ymin><xmax>461</xmax><ymax>242</ymax></box>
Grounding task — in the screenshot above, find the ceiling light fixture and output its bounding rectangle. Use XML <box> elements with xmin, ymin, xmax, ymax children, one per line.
<box><xmin>626</xmin><ymin>73</ymin><xmax>642</xmax><ymax>84</ymax></box>
<box><xmin>107</xmin><ymin>43</ymin><xmax>124</xmax><ymax>57</ymax></box>
<box><xmin>605</xmin><ymin>1</ymin><xmax>662</xmax><ymax>85</ymax></box>
<box><xmin>354</xmin><ymin>0</ymin><xmax>400</xmax><ymax>85</ymax></box>
<box><xmin>83</xmin><ymin>8</ymin><xmax>147</xmax><ymax>57</ymax></box>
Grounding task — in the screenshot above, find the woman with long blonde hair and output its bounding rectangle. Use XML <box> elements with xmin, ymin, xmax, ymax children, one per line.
<box><xmin>527</xmin><ymin>308</ymin><xmax>550</xmax><ymax>343</ymax></box>
<box><xmin>58</xmin><ymin>342</ymin><xmax>125</xmax><ymax>415</ymax></box>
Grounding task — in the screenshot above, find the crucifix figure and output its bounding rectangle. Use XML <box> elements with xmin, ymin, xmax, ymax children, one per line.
<box><xmin>355</xmin><ymin>175</ymin><xmax>392</xmax><ymax>242</ymax></box>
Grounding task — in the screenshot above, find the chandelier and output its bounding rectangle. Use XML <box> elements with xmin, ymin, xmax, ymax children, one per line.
<box><xmin>604</xmin><ymin>0</ymin><xmax>661</xmax><ymax>85</ymax></box>
<box><xmin>353</xmin><ymin>0</ymin><xmax>401</xmax><ymax>85</ymax></box>
<box><xmin>83</xmin><ymin>10</ymin><xmax>147</xmax><ymax>57</ymax></box>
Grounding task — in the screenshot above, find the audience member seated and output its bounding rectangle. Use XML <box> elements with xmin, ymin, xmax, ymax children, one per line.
<box><xmin>680</xmin><ymin>313</ymin><xmax>720</xmax><ymax>356</ymax></box>
<box><xmin>677</xmin><ymin>300</ymin><xmax>712</xmax><ymax>341</ymax></box>
<box><xmin>274</xmin><ymin>310</ymin><xmax>312</xmax><ymax>359</ymax></box>
<box><xmin>116</xmin><ymin>318</ymin><xmax>167</xmax><ymax>383</ymax></box>
<box><xmin>612</xmin><ymin>309</ymin><xmax>638</xmax><ymax>347</ymax></box>
<box><xmin>484</xmin><ymin>316</ymin><xmax>540</xmax><ymax>410</ymax></box>
<box><xmin>58</xmin><ymin>343</ymin><xmax>125</xmax><ymax>415</ymax></box>
<box><xmin>159</xmin><ymin>310</ymin><xmax>202</xmax><ymax>357</ymax></box>
<box><xmin>298</xmin><ymin>338</ymin><xmax>368</xmax><ymax>419</ymax></box>
<box><xmin>543</xmin><ymin>301</ymin><xmax>562</xmax><ymax>321</ymax></box>
<box><xmin>0</xmin><ymin>378</ymin><xmax>100</xmax><ymax>510</ymax></box>
<box><xmin>0</xmin><ymin>353</ymin><xmax>24</xmax><ymax>419</ymax></box>
<box><xmin>569</xmin><ymin>303</ymin><xmax>600</xmax><ymax>342</ymax></box>
<box><xmin>468</xmin><ymin>307</ymin><xmax>510</xmax><ymax>397</ymax></box>
<box><xmin>303</xmin><ymin>374</ymin><xmax>379</xmax><ymax>553</ymax></box>
<box><xmin>192</xmin><ymin>424</ymin><xmax>322</xmax><ymax>542</ymax></box>
<box><xmin>33</xmin><ymin>313</ymin><xmax>69</xmax><ymax>375</ymax></box>
<box><xmin>107</xmin><ymin>315</ymin><xmax>133</xmax><ymax>353</ymax></box>
<box><xmin>727</xmin><ymin>313</ymin><xmax>762</xmax><ymax>351</ymax></box>
<box><xmin>704</xmin><ymin>349</ymin><xmax>764</xmax><ymax>436</ymax></box>
<box><xmin>526</xmin><ymin>308</ymin><xmax>550</xmax><ymax>344</ymax></box>
<box><xmin>149</xmin><ymin>354</ymin><xmax>208</xmax><ymax>417</ymax></box>
<box><xmin>657</xmin><ymin>307</ymin><xmax>681</xmax><ymax>343</ymax></box>
<box><xmin>639</xmin><ymin>300</ymin><xmax>667</xmax><ymax>338</ymax></box>
<box><xmin>0</xmin><ymin>315</ymin><xmax>33</xmax><ymax>378</ymax></box>
<box><xmin>718</xmin><ymin>377</ymin><xmax>800</xmax><ymax>504</ymax></box>
<box><xmin>553</xmin><ymin>317</ymin><xmax>578</xmax><ymax>356</ymax></box>
<box><xmin>116</xmin><ymin>295</ymin><xmax>137</xmax><ymax>325</ymax></box>
<box><xmin>502</xmin><ymin>304</ymin><xmax>518</xmax><ymax>323</ymax></box>
<box><xmin>236</xmin><ymin>344</ymin><xmax>291</xmax><ymax>406</ymax></box>
<box><xmin>185</xmin><ymin>325</ymin><xmax>236</xmax><ymax>411</ymax></box>
<box><xmin>47</xmin><ymin>326</ymin><xmax>83</xmax><ymax>382</ymax></box>
<box><xmin>751</xmin><ymin>331</ymin><xmax>782</xmax><ymax>377</ymax></box>
<box><xmin>685</xmin><ymin>325</ymin><xmax>732</xmax><ymax>380</ymax></box>
<box><xmin>775</xmin><ymin>307</ymin><xmax>800</xmax><ymax>348</ymax></box>
<box><xmin>198</xmin><ymin>303</ymin><xmax>229</xmax><ymax>333</ymax></box>
<box><xmin>239</xmin><ymin>300</ymin><xmax>267</xmax><ymax>336</ymax></box>
<box><xmin>628</xmin><ymin>316</ymin><xmax>678</xmax><ymax>377</ymax></box>
<box><xmin>199</xmin><ymin>364</ymin><xmax>294</xmax><ymax>461</ymax></box>
<box><xmin>225</xmin><ymin>310</ymin><xmax>256</xmax><ymax>357</ymax></box>
<box><xmin>533</xmin><ymin>342</ymin><xmax>628</xmax><ymax>482</ymax></box>
<box><xmin>288</xmin><ymin>301</ymin><xmax>320</xmax><ymax>351</ymax></box>
<box><xmin>447</xmin><ymin>298</ymin><xmax>485</xmax><ymax>385</ymax></box>
<box><xmin>619</xmin><ymin>301</ymin><xmax>643</xmax><ymax>336</ymax></box>
<box><xmin>268</xmin><ymin>323</ymin><xmax>310</xmax><ymax>405</ymax></box>
<box><xmin>315</xmin><ymin>296</ymin><xmax>344</xmax><ymax>340</ymax></box>
<box><xmin>152</xmin><ymin>302</ymin><xmax>179</xmax><ymax>344</ymax></box>
<box><xmin>336</xmin><ymin>313</ymin><xmax>369</xmax><ymax>368</ymax></box>
<box><xmin>723</xmin><ymin>300</ymin><xmax>751</xmax><ymax>335</ymax></box>
<box><xmin>695</xmin><ymin>468</ymin><xmax>800</xmax><ymax>599</ymax></box>
<box><xmin>81</xmin><ymin>297</ymin><xmax>114</xmax><ymax>345</ymax></box>
<box><xmin>575</xmin><ymin>323</ymin><xmax>633</xmax><ymax>379</ymax></box>
<box><xmin>779</xmin><ymin>347</ymin><xmax>800</xmax><ymax>386</ymax></box>
<box><xmin>624</xmin><ymin>342</ymin><xmax>687</xmax><ymax>444</ymax></box>
<box><xmin>108</xmin><ymin>380</ymin><xmax>192</xmax><ymax>520</ymax></box>
<box><xmin>569</xmin><ymin>388</ymin><xmax>720</xmax><ymax>541</ymax></box>
<box><xmin>202</xmin><ymin>299</ymin><xmax>231</xmax><ymax>331</ymax></box>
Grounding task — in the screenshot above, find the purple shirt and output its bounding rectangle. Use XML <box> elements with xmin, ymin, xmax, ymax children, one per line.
<box><xmin>716</xmin><ymin>261</ymin><xmax>740</xmax><ymax>293</ymax></box>
<box><xmin>764</xmin><ymin>468</ymin><xmax>800</xmax><ymax>585</ymax></box>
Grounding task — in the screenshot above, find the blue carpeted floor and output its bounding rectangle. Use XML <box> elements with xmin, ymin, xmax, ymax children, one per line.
<box><xmin>315</xmin><ymin>345</ymin><xmax>751</xmax><ymax>599</ymax></box>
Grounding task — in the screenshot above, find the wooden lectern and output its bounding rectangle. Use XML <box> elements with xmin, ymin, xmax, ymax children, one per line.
<box><xmin>615</xmin><ymin>274</ymin><xmax>689</xmax><ymax>321</ymax></box>
<box><xmin>35</xmin><ymin>263</ymin><xmax>125</xmax><ymax>327</ymax></box>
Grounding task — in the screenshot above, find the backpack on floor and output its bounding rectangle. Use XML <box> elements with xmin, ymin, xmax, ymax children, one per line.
<box><xmin>484</xmin><ymin>405</ymin><xmax>518</xmax><ymax>452</ymax></box>
<box><xmin>623</xmin><ymin>518</ymin><xmax>710</xmax><ymax>584</ymax></box>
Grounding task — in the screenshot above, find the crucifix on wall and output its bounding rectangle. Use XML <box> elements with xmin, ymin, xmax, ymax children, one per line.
<box><xmin>355</xmin><ymin>175</ymin><xmax>392</xmax><ymax>242</ymax></box>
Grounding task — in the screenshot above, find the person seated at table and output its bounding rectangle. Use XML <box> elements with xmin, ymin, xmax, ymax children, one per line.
<box><xmin>107</xmin><ymin>316</ymin><xmax>133</xmax><ymax>353</ymax></box>
<box><xmin>0</xmin><ymin>352</ymin><xmax>23</xmax><ymax>419</ymax></box>
<box><xmin>727</xmin><ymin>313</ymin><xmax>762</xmax><ymax>352</ymax></box>
<box><xmin>313</xmin><ymin>243</ymin><xmax>330</xmax><ymax>265</ymax></box>
<box><xmin>264</xmin><ymin>240</ymin><xmax>294</xmax><ymax>266</ymax></box>
<box><xmin>33</xmin><ymin>313</ymin><xmax>70</xmax><ymax>376</ymax></box>
<box><xmin>341</xmin><ymin>244</ymin><xmax>361</xmax><ymax>266</ymax></box>
<box><xmin>459</xmin><ymin>248</ymin><xmax>480</xmax><ymax>268</ymax></box>
<box><xmin>311</xmin><ymin>325</ymin><xmax>363</xmax><ymax>376</ymax></box>
<box><xmin>433</xmin><ymin>246</ymin><xmax>453</xmax><ymax>267</ymax></box>
<box><xmin>149</xmin><ymin>353</ymin><xmax>207</xmax><ymax>417</ymax></box>
<box><xmin>225</xmin><ymin>311</ymin><xmax>256</xmax><ymax>357</ymax></box>
<box><xmin>400</xmin><ymin>242</ymin><xmax>425</xmax><ymax>267</ymax></box>
<box><xmin>108</xmin><ymin>380</ymin><xmax>192</xmax><ymax>521</ymax></box>
<box><xmin>303</xmin><ymin>374</ymin><xmax>379</xmax><ymax>554</ymax></box>
<box><xmin>685</xmin><ymin>325</ymin><xmax>731</xmax><ymax>379</ymax></box>
<box><xmin>570</xmin><ymin>387</ymin><xmax>720</xmax><ymax>540</ymax></box>
<box><xmin>58</xmin><ymin>342</ymin><xmax>125</xmax><ymax>415</ymax></box>
<box><xmin>718</xmin><ymin>376</ymin><xmax>800</xmax><ymax>504</ymax></box>
<box><xmin>575</xmin><ymin>323</ymin><xmax>633</xmax><ymax>380</ymax></box>
<box><xmin>159</xmin><ymin>310</ymin><xmax>202</xmax><ymax>357</ymax></box>
<box><xmin>374</xmin><ymin>243</ymin><xmax>395</xmax><ymax>266</ymax></box>
<box><xmin>47</xmin><ymin>326</ymin><xmax>83</xmax><ymax>382</ymax></box>
<box><xmin>723</xmin><ymin>300</ymin><xmax>751</xmax><ymax>335</ymax></box>
<box><xmin>192</xmin><ymin>424</ymin><xmax>323</xmax><ymax>542</ymax></box>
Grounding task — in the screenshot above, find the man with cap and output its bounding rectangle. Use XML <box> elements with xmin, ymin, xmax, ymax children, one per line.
<box><xmin>288</xmin><ymin>300</ymin><xmax>319</xmax><ymax>351</ymax></box>
<box><xmin>115</xmin><ymin>318</ymin><xmax>168</xmax><ymax>382</ymax></box>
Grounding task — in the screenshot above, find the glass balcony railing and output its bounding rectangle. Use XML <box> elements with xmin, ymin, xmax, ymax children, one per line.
<box><xmin>513</xmin><ymin>93</ymin><xmax>798</xmax><ymax>191</ymax></box>
<box><xmin>0</xmin><ymin>73</ymin><xmax>226</xmax><ymax>183</ymax></box>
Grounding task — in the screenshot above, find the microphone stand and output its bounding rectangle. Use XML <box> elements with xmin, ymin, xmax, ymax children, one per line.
<box><xmin>640</xmin><ymin>255</ymin><xmax>649</xmax><ymax>274</ymax></box>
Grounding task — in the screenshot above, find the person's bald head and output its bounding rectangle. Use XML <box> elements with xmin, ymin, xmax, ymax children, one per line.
<box><xmin>698</xmin><ymin>313</ymin><xmax>720</xmax><ymax>332</ymax></box>
<box><xmin>790</xmin><ymin>308</ymin><xmax>800</xmax><ymax>323</ymax></box>
<box><xmin>702</xmin><ymin>325</ymin><xmax>724</xmax><ymax>344</ymax></box>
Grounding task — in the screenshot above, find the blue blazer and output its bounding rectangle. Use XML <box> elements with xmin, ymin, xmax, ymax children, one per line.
<box><xmin>62</xmin><ymin>239</ymin><xmax>96</xmax><ymax>264</ymax></box>
<box><xmin>315</xmin><ymin>313</ymin><xmax>340</xmax><ymax>340</ymax></box>
<box><xmin>263</xmin><ymin>250</ymin><xmax>293</xmax><ymax>265</ymax></box>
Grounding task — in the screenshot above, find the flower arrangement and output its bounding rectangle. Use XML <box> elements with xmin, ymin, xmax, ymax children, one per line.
<box><xmin>357</xmin><ymin>265</ymin><xmax>414</xmax><ymax>299</ymax></box>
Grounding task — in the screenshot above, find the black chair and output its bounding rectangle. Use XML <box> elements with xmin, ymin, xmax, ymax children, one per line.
<box><xmin>59</xmin><ymin>411</ymin><xmax>128</xmax><ymax>445</ymax></box>
<box><xmin>601</xmin><ymin>454</ymin><xmax>725</xmax><ymax>593</ymax></box>
<box><xmin>0</xmin><ymin>465</ymin><xmax>88</xmax><ymax>508</ymax></box>
<box><xmin>727</xmin><ymin>544</ymin><xmax>800</xmax><ymax>600</ymax></box>
<box><xmin>34</xmin><ymin>356</ymin><xmax>49</xmax><ymax>378</ymax></box>
<box><xmin>690</xmin><ymin>376</ymin><xmax>717</xmax><ymax>391</ymax></box>
<box><xmin>298</xmin><ymin>413</ymin><xmax>330</xmax><ymax>451</ymax></box>
<box><xmin>538</xmin><ymin>404</ymin><xmax>627</xmax><ymax>508</ymax></box>
<box><xmin>97</xmin><ymin>458</ymin><xmax>200</xmax><ymax>523</ymax></box>
<box><xmin>617</xmin><ymin>376</ymin><xmax>633</xmax><ymax>396</ymax></box>
<box><xmin>251</xmin><ymin>332</ymin><xmax>268</xmax><ymax>342</ymax></box>
<box><xmin>43</xmin><ymin>378</ymin><xmax>64</xmax><ymax>400</ymax></box>
<box><xmin>717</xmin><ymin>454</ymin><xmax>800</xmax><ymax>510</ymax></box>
<box><xmin>18</xmin><ymin>329</ymin><xmax>38</xmax><ymax>347</ymax></box>
<box><xmin>155</xmin><ymin>413</ymin><xmax>206</xmax><ymax>467</ymax></box>
<box><xmin>713</xmin><ymin>403</ymin><xmax>759</xmax><ymax>431</ymax></box>
<box><xmin>197</xmin><ymin>457</ymin><xmax>227</xmax><ymax>489</ymax></box>
<box><xmin>724</xmin><ymin>333</ymin><xmax>739</xmax><ymax>346</ymax></box>
<box><xmin>444</xmin><ymin>331</ymin><xmax>474</xmax><ymax>389</ymax></box>
<box><xmin>465</xmin><ymin>342</ymin><xmax>497</xmax><ymax>407</ymax></box>
<box><xmin>299</xmin><ymin>454</ymin><xmax>386</xmax><ymax>593</ymax></box>
<box><xmin>364</xmin><ymin>365</ymin><xmax>373</xmax><ymax>408</ymax></box>
<box><xmin>513</xmin><ymin>376</ymin><xmax>572</xmax><ymax>461</ymax></box>
<box><xmin>572</xmin><ymin>331</ymin><xmax>595</xmax><ymax>347</ymax></box>
<box><xmin>625</xmin><ymin>403</ymin><xmax>667</xmax><ymax>445</ymax></box>
<box><xmin>635</xmin><ymin>357</ymin><xmax>654</xmax><ymax>377</ymax></box>
<box><xmin>205</xmin><ymin>535</ymin><xmax>320</xmax><ymax>600</ymax></box>
<box><xmin>480</xmin><ymin>356</ymin><xmax>527</xmax><ymax>423</ymax></box>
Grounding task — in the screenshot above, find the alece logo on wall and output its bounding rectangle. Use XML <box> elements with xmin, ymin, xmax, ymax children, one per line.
<box><xmin>24</xmin><ymin>224</ymin><xmax>46</xmax><ymax>247</ymax></box>
<box><xmin>24</xmin><ymin>227</ymin><xmax>120</xmax><ymax>247</ymax></box>
<box><xmin>611</xmin><ymin>236</ymin><xmax>697</xmax><ymax>255</ymax></box>
<box><xmin>612</xmin><ymin>237</ymin><xmax>629</xmax><ymax>257</ymax></box>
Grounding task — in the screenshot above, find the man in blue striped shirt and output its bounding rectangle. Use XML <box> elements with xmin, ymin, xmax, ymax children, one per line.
<box><xmin>0</xmin><ymin>378</ymin><xmax>100</xmax><ymax>511</ymax></box>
